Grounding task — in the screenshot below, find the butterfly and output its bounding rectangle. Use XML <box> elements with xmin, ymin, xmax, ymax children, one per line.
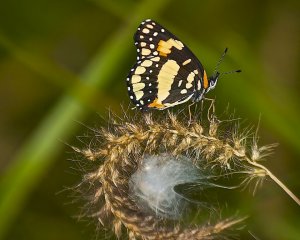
<box><xmin>126</xmin><ymin>19</ymin><xmax>239</xmax><ymax>111</ymax></box>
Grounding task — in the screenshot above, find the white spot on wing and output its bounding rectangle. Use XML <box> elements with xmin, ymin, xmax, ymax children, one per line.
<box><xmin>197</xmin><ymin>79</ymin><xmax>201</xmax><ymax>90</ymax></box>
<box><xmin>146</xmin><ymin>24</ymin><xmax>153</xmax><ymax>29</ymax></box>
<box><xmin>142</xmin><ymin>48</ymin><xmax>151</xmax><ymax>56</ymax></box>
<box><xmin>151</xmin><ymin>57</ymin><xmax>160</xmax><ymax>62</ymax></box>
<box><xmin>178</xmin><ymin>80</ymin><xmax>183</xmax><ymax>87</ymax></box>
<box><xmin>180</xmin><ymin>89</ymin><xmax>188</xmax><ymax>94</ymax></box>
<box><xmin>176</xmin><ymin>40</ymin><xmax>184</xmax><ymax>48</ymax></box>
<box><xmin>186</xmin><ymin>83</ymin><xmax>193</xmax><ymax>89</ymax></box>
<box><xmin>132</xmin><ymin>82</ymin><xmax>145</xmax><ymax>92</ymax></box>
<box><xmin>131</xmin><ymin>75</ymin><xmax>141</xmax><ymax>84</ymax></box>
<box><xmin>182</xmin><ymin>59</ymin><xmax>191</xmax><ymax>65</ymax></box>
<box><xmin>135</xmin><ymin>91</ymin><xmax>144</xmax><ymax>100</ymax></box>
<box><xmin>135</xmin><ymin>66</ymin><xmax>146</xmax><ymax>74</ymax></box>
<box><xmin>187</xmin><ymin>72</ymin><xmax>195</xmax><ymax>84</ymax></box>
<box><xmin>142</xmin><ymin>28</ymin><xmax>150</xmax><ymax>34</ymax></box>
<box><xmin>141</xmin><ymin>60</ymin><xmax>152</xmax><ymax>67</ymax></box>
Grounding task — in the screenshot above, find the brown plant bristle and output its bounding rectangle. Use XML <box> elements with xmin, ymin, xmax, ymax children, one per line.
<box><xmin>74</xmin><ymin>110</ymin><xmax>280</xmax><ymax>239</ymax></box>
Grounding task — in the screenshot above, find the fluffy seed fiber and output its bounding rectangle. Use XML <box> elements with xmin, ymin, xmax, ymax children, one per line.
<box><xmin>129</xmin><ymin>153</ymin><xmax>203</xmax><ymax>219</ymax></box>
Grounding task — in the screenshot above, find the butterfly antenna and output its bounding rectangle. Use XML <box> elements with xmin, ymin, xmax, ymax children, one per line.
<box><xmin>219</xmin><ymin>69</ymin><xmax>242</xmax><ymax>77</ymax></box>
<box><xmin>213</xmin><ymin>47</ymin><xmax>228</xmax><ymax>76</ymax></box>
<box><xmin>213</xmin><ymin>48</ymin><xmax>242</xmax><ymax>77</ymax></box>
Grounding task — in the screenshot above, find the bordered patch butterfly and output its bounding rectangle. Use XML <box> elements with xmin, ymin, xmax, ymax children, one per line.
<box><xmin>126</xmin><ymin>19</ymin><xmax>240</xmax><ymax>111</ymax></box>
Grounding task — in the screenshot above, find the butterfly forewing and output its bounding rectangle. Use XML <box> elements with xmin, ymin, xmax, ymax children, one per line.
<box><xmin>127</xmin><ymin>19</ymin><xmax>205</xmax><ymax>110</ymax></box>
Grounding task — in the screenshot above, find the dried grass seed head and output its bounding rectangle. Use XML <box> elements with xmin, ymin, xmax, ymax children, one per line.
<box><xmin>73</xmin><ymin>109</ymin><xmax>289</xmax><ymax>239</ymax></box>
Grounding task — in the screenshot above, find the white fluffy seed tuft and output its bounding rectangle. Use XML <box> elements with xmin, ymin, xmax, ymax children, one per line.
<box><xmin>129</xmin><ymin>154</ymin><xmax>203</xmax><ymax>219</ymax></box>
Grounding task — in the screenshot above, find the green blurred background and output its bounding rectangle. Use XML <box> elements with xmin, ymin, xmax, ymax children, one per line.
<box><xmin>0</xmin><ymin>0</ymin><xmax>299</xmax><ymax>239</ymax></box>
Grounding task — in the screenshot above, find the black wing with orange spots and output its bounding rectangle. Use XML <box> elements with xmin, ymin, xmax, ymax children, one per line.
<box><xmin>126</xmin><ymin>19</ymin><xmax>209</xmax><ymax>111</ymax></box>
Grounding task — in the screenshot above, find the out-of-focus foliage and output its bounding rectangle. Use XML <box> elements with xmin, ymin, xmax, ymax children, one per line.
<box><xmin>0</xmin><ymin>0</ymin><xmax>299</xmax><ymax>239</ymax></box>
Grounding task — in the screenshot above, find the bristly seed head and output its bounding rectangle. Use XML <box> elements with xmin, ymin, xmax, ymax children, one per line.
<box><xmin>73</xmin><ymin>109</ymin><xmax>280</xmax><ymax>239</ymax></box>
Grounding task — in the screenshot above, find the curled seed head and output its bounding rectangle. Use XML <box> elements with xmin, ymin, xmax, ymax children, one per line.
<box><xmin>73</xmin><ymin>108</ymin><xmax>278</xmax><ymax>239</ymax></box>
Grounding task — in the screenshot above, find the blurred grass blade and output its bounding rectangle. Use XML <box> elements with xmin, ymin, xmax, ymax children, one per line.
<box><xmin>88</xmin><ymin>0</ymin><xmax>130</xmax><ymax>20</ymax></box>
<box><xmin>0</xmin><ymin>0</ymin><xmax>170</xmax><ymax>238</ymax></box>
<box><xmin>223</xmin><ymin>34</ymin><xmax>300</xmax><ymax>151</ymax></box>
<box><xmin>0</xmin><ymin>33</ymin><xmax>114</xmax><ymax>111</ymax></box>
<box><xmin>0</xmin><ymin>33</ymin><xmax>81</xmax><ymax>90</ymax></box>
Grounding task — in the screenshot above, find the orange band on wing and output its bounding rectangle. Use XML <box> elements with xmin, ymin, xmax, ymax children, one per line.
<box><xmin>203</xmin><ymin>70</ymin><xmax>209</xmax><ymax>89</ymax></box>
<box><xmin>148</xmin><ymin>98</ymin><xmax>165</xmax><ymax>109</ymax></box>
<box><xmin>157</xmin><ymin>39</ymin><xmax>184</xmax><ymax>57</ymax></box>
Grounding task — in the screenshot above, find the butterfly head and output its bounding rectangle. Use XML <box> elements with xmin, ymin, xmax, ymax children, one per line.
<box><xmin>207</xmin><ymin>72</ymin><xmax>220</xmax><ymax>92</ymax></box>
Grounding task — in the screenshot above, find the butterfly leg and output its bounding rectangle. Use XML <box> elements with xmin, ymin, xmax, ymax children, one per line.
<box><xmin>188</xmin><ymin>102</ymin><xmax>196</xmax><ymax>125</ymax></box>
<box><xmin>203</xmin><ymin>97</ymin><xmax>216</xmax><ymax>122</ymax></box>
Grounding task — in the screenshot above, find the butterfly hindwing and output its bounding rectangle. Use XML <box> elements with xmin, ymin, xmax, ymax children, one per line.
<box><xmin>127</xmin><ymin>19</ymin><xmax>206</xmax><ymax>110</ymax></box>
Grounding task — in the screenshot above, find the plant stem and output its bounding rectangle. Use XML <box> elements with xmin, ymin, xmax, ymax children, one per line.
<box><xmin>245</xmin><ymin>158</ymin><xmax>300</xmax><ymax>206</ymax></box>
